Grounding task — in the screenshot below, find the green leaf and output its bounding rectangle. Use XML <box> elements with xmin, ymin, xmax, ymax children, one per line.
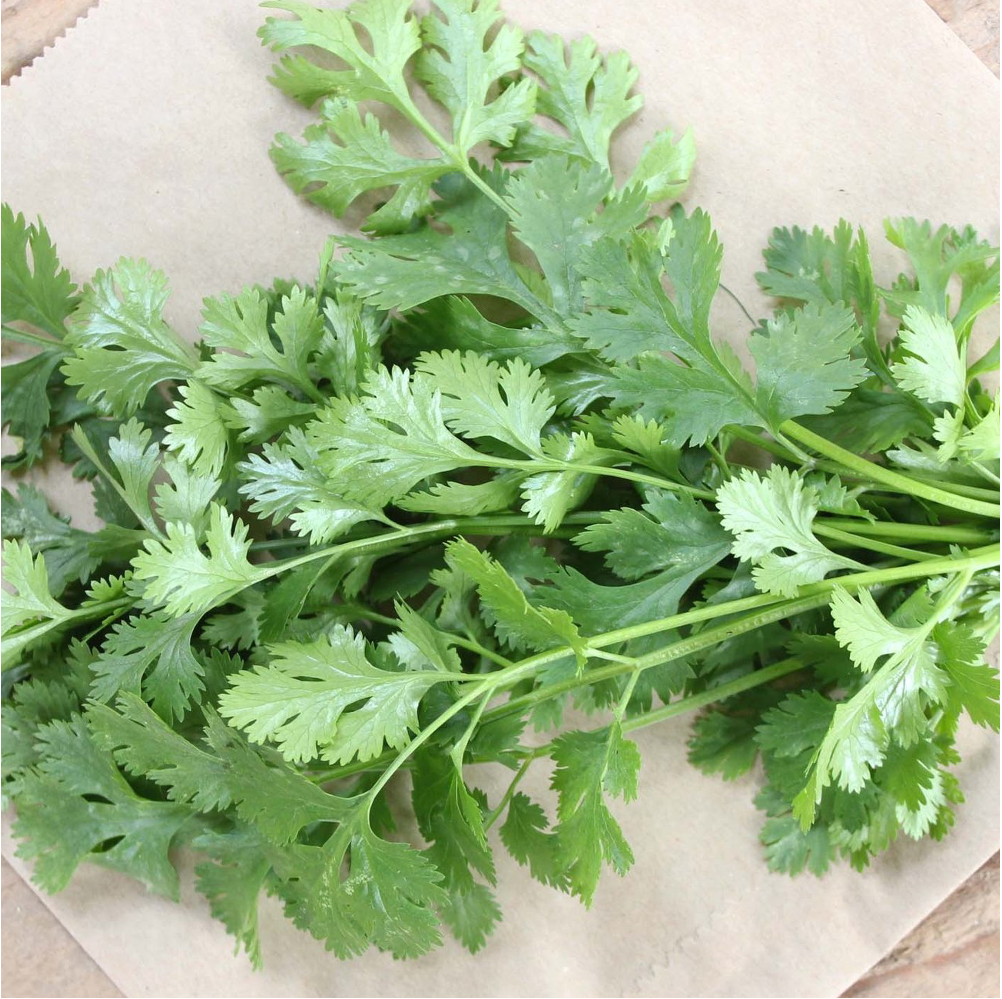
<box><xmin>519</xmin><ymin>431</ymin><xmax>604</xmax><ymax>531</ymax></box>
<box><xmin>337</xmin><ymin>172</ymin><xmax>544</xmax><ymax>317</ymax></box>
<box><xmin>12</xmin><ymin>716</ymin><xmax>189</xmax><ymax>897</ymax></box>
<box><xmin>307</xmin><ymin>365</ymin><xmax>482</xmax><ymax>506</ymax></box>
<box><xmin>220</xmin><ymin>385</ymin><xmax>315</xmax><ymax>443</ymax></box>
<box><xmin>444</xmin><ymin>538</ymin><xmax>587</xmax><ymax>663</ymax></box>
<box><xmin>62</xmin><ymin>258</ymin><xmax>196</xmax><ymax>416</ymax></box>
<box><xmin>198</xmin><ymin>286</ymin><xmax>323</xmax><ymax>394</ymax></box>
<box><xmin>626</xmin><ymin>127</ymin><xmax>696</xmax><ymax>202</ymax></box>
<box><xmin>749</xmin><ymin>302</ymin><xmax>867</xmax><ymax>428</ymax></box>
<box><xmin>277</xmin><ymin>801</ymin><xmax>447</xmax><ymax>959</ymax></box>
<box><xmin>163</xmin><ymin>381</ymin><xmax>230</xmax><ymax>478</ymax></box>
<box><xmin>90</xmin><ymin>612</ymin><xmax>204</xmax><ymax>723</ymax></box>
<box><xmin>550</xmin><ymin>722</ymin><xmax>640</xmax><ymax>905</ymax></box>
<box><xmin>794</xmin><ymin>587</ymin><xmax>951</xmax><ymax>827</ymax></box>
<box><xmin>716</xmin><ymin>466</ymin><xmax>860</xmax><ymax>597</ymax></box>
<box><xmin>270</xmin><ymin>99</ymin><xmax>448</xmax><ymax>233</ymax></box>
<box><xmin>193</xmin><ymin>826</ymin><xmax>272</xmax><ymax>970</ymax></box>
<box><xmin>505</xmin><ymin>156</ymin><xmax>641</xmax><ymax>312</ymax></box>
<box><xmin>0</xmin><ymin>351</ymin><xmax>63</xmax><ymax>467</ymax></box>
<box><xmin>892</xmin><ymin>305</ymin><xmax>966</xmax><ymax>407</ymax></box>
<box><xmin>396</xmin><ymin>295</ymin><xmax>579</xmax><ymax>367</ymax></box>
<box><xmin>1</xmin><ymin>485</ymin><xmax>98</xmax><ymax>596</ymax></box>
<box><xmin>414</xmin><ymin>349</ymin><xmax>554</xmax><ymax>454</ymax></box>
<box><xmin>1</xmin><ymin>539</ymin><xmax>70</xmax><ymax>633</ymax></box>
<box><xmin>219</xmin><ymin>625</ymin><xmax>448</xmax><ymax>764</ymax></box>
<box><xmin>1</xmin><ymin>205</ymin><xmax>78</xmax><ymax>338</ymax></box>
<box><xmin>958</xmin><ymin>398</ymin><xmax>1001</xmax><ymax>462</ymax></box>
<box><xmin>499</xmin><ymin>792</ymin><xmax>567</xmax><ymax>888</ymax></box>
<box><xmin>132</xmin><ymin>503</ymin><xmax>262</xmax><ymax>618</ymax></box>
<box><xmin>437</xmin><ymin>883</ymin><xmax>502</xmax><ymax>954</ymax></box>
<box><xmin>688</xmin><ymin>711</ymin><xmax>759</xmax><ymax>780</ymax></box>
<box><xmin>934</xmin><ymin>622</ymin><xmax>1000</xmax><ymax>731</ymax></box>
<box><xmin>501</xmin><ymin>31</ymin><xmax>641</xmax><ymax>170</ymax></box>
<box><xmin>416</xmin><ymin>0</ymin><xmax>535</xmax><ymax>151</ymax></box>
<box><xmin>238</xmin><ymin>430</ymin><xmax>387</xmax><ymax>544</ymax></box>
<box><xmin>574</xmin><ymin>490</ymin><xmax>731</xmax><ymax>582</ymax></box>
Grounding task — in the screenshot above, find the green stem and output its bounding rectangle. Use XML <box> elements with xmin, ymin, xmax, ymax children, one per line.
<box><xmin>812</xmin><ymin>524</ymin><xmax>935</xmax><ymax>561</ymax></box>
<box><xmin>1</xmin><ymin>325</ymin><xmax>68</xmax><ymax>350</ymax></box>
<box><xmin>304</xmin><ymin>545</ymin><xmax>1000</xmax><ymax>786</ymax></box>
<box><xmin>905</xmin><ymin>475</ymin><xmax>1002</xmax><ymax>502</ymax></box>
<box><xmin>816</xmin><ymin>519</ymin><xmax>994</xmax><ymax>544</ymax></box>
<box><xmin>621</xmin><ymin>657</ymin><xmax>803</xmax><ymax>734</ymax></box>
<box><xmin>782</xmin><ymin>420</ymin><xmax>1001</xmax><ymax>518</ymax></box>
<box><xmin>482</xmin><ymin>752</ymin><xmax>538</xmax><ymax>831</ymax></box>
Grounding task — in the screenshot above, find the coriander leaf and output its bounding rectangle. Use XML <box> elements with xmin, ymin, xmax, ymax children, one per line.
<box><xmin>132</xmin><ymin>504</ymin><xmax>262</xmax><ymax>618</ymax></box>
<box><xmin>499</xmin><ymin>791</ymin><xmax>567</xmax><ymax>888</ymax></box>
<box><xmin>337</xmin><ymin>172</ymin><xmax>545</xmax><ymax>318</ymax></box>
<box><xmin>197</xmin><ymin>286</ymin><xmax>324</xmax><ymax>394</ymax></box>
<box><xmin>416</xmin><ymin>0</ymin><xmax>535</xmax><ymax>151</ymax></box>
<box><xmin>1</xmin><ymin>539</ymin><xmax>71</xmax><ymax>634</ymax></box>
<box><xmin>90</xmin><ymin>612</ymin><xmax>204</xmax><ymax>723</ymax></box>
<box><xmin>958</xmin><ymin>398</ymin><xmax>1001</xmax><ymax>463</ymax></box>
<box><xmin>575</xmin><ymin>490</ymin><xmax>730</xmax><ymax>582</ymax></box>
<box><xmin>152</xmin><ymin>455</ymin><xmax>220</xmax><ymax>536</ymax></box>
<box><xmin>749</xmin><ymin>302</ymin><xmax>867</xmax><ymax>428</ymax></box>
<box><xmin>0</xmin><ymin>352</ymin><xmax>63</xmax><ymax>467</ymax></box>
<box><xmin>626</xmin><ymin>127</ymin><xmax>696</xmax><ymax>202</ymax></box>
<box><xmin>519</xmin><ymin>431</ymin><xmax>605</xmax><ymax>531</ymax></box>
<box><xmin>794</xmin><ymin>587</ymin><xmax>951</xmax><ymax>826</ymax></box>
<box><xmin>277</xmin><ymin>801</ymin><xmax>447</xmax><ymax>959</ymax></box>
<box><xmin>163</xmin><ymin>381</ymin><xmax>230</xmax><ymax>478</ymax></box>
<box><xmin>238</xmin><ymin>430</ymin><xmax>388</xmax><ymax>544</ymax></box>
<box><xmin>13</xmin><ymin>716</ymin><xmax>188</xmax><ymax>897</ymax></box>
<box><xmin>270</xmin><ymin>99</ymin><xmax>448</xmax><ymax>233</ymax></box>
<box><xmin>501</xmin><ymin>31</ymin><xmax>641</xmax><ymax>170</ymax></box>
<box><xmin>396</xmin><ymin>295</ymin><xmax>579</xmax><ymax>366</ymax></box>
<box><xmin>193</xmin><ymin>825</ymin><xmax>272</xmax><ymax>970</ymax></box>
<box><xmin>892</xmin><ymin>305</ymin><xmax>966</xmax><ymax>408</ymax></box>
<box><xmin>759</xmin><ymin>812</ymin><xmax>834</xmax><ymax>877</ymax></box>
<box><xmin>220</xmin><ymin>385</ymin><xmax>315</xmax><ymax>443</ymax></box>
<box><xmin>62</xmin><ymin>259</ymin><xmax>197</xmax><ymax>416</ymax></box>
<box><xmin>398</xmin><ymin>473</ymin><xmax>524</xmax><ymax>516</ymax></box>
<box><xmin>437</xmin><ymin>883</ymin><xmax>502</xmax><ymax>954</ymax></box>
<box><xmin>716</xmin><ymin>466</ymin><xmax>861</xmax><ymax>597</ymax></box>
<box><xmin>688</xmin><ymin>711</ymin><xmax>759</xmax><ymax>780</ymax></box>
<box><xmin>609</xmin><ymin>354</ymin><xmax>758</xmax><ymax>447</ymax></box>
<box><xmin>219</xmin><ymin>625</ymin><xmax>447</xmax><ymax>764</ymax></box>
<box><xmin>445</xmin><ymin>538</ymin><xmax>586</xmax><ymax>663</ymax></box>
<box><xmin>505</xmin><ymin>156</ymin><xmax>640</xmax><ymax>312</ymax></box>
<box><xmin>307</xmin><ymin>365</ymin><xmax>482</xmax><ymax>506</ymax></box>
<box><xmin>801</xmin><ymin>387</ymin><xmax>933</xmax><ymax>454</ymax></box>
<box><xmin>415</xmin><ymin>350</ymin><xmax>554</xmax><ymax>454</ymax></box>
<box><xmin>934</xmin><ymin>622</ymin><xmax>1000</xmax><ymax>731</ymax></box>
<box><xmin>550</xmin><ymin>722</ymin><xmax>640</xmax><ymax>905</ymax></box>
<box><xmin>1</xmin><ymin>485</ymin><xmax>98</xmax><ymax>596</ymax></box>
<box><xmin>1</xmin><ymin>205</ymin><xmax>78</xmax><ymax>338</ymax></box>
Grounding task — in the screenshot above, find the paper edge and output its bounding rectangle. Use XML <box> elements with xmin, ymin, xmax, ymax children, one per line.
<box><xmin>3</xmin><ymin>0</ymin><xmax>107</xmax><ymax>92</ymax></box>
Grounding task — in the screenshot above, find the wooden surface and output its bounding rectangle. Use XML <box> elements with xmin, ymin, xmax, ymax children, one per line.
<box><xmin>0</xmin><ymin>1</ymin><xmax>999</xmax><ymax>997</ymax></box>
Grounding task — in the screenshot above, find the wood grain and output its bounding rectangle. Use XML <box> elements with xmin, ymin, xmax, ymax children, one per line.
<box><xmin>1</xmin><ymin>1</ymin><xmax>999</xmax><ymax>997</ymax></box>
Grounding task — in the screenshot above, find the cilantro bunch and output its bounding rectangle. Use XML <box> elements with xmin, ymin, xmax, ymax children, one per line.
<box><xmin>2</xmin><ymin>0</ymin><xmax>999</xmax><ymax>967</ymax></box>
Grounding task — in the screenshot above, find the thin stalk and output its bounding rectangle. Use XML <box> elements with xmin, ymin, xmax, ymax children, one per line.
<box><xmin>621</xmin><ymin>657</ymin><xmax>804</xmax><ymax>734</ymax></box>
<box><xmin>905</xmin><ymin>475</ymin><xmax>1002</xmax><ymax>503</ymax></box>
<box><xmin>816</xmin><ymin>519</ymin><xmax>994</xmax><ymax>545</ymax></box>
<box><xmin>782</xmin><ymin>420</ymin><xmax>1002</xmax><ymax>518</ymax></box>
<box><xmin>812</xmin><ymin>524</ymin><xmax>935</xmax><ymax>561</ymax></box>
<box><xmin>1</xmin><ymin>325</ymin><xmax>68</xmax><ymax>350</ymax></box>
<box><xmin>303</xmin><ymin>545</ymin><xmax>999</xmax><ymax>786</ymax></box>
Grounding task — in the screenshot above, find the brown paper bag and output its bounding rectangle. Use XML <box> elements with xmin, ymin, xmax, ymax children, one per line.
<box><xmin>2</xmin><ymin>1</ymin><xmax>999</xmax><ymax>995</ymax></box>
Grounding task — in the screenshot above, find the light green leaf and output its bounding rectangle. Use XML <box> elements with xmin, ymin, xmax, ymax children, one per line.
<box><xmin>219</xmin><ymin>625</ymin><xmax>448</xmax><ymax>764</ymax></box>
<box><xmin>716</xmin><ymin>466</ymin><xmax>860</xmax><ymax>597</ymax></box>
<box><xmin>62</xmin><ymin>258</ymin><xmax>196</xmax><ymax>416</ymax></box>
<box><xmin>892</xmin><ymin>305</ymin><xmax>966</xmax><ymax>407</ymax></box>
<box><xmin>132</xmin><ymin>504</ymin><xmax>262</xmax><ymax>618</ymax></box>
<box><xmin>626</xmin><ymin>127</ymin><xmax>696</xmax><ymax>202</ymax></box>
